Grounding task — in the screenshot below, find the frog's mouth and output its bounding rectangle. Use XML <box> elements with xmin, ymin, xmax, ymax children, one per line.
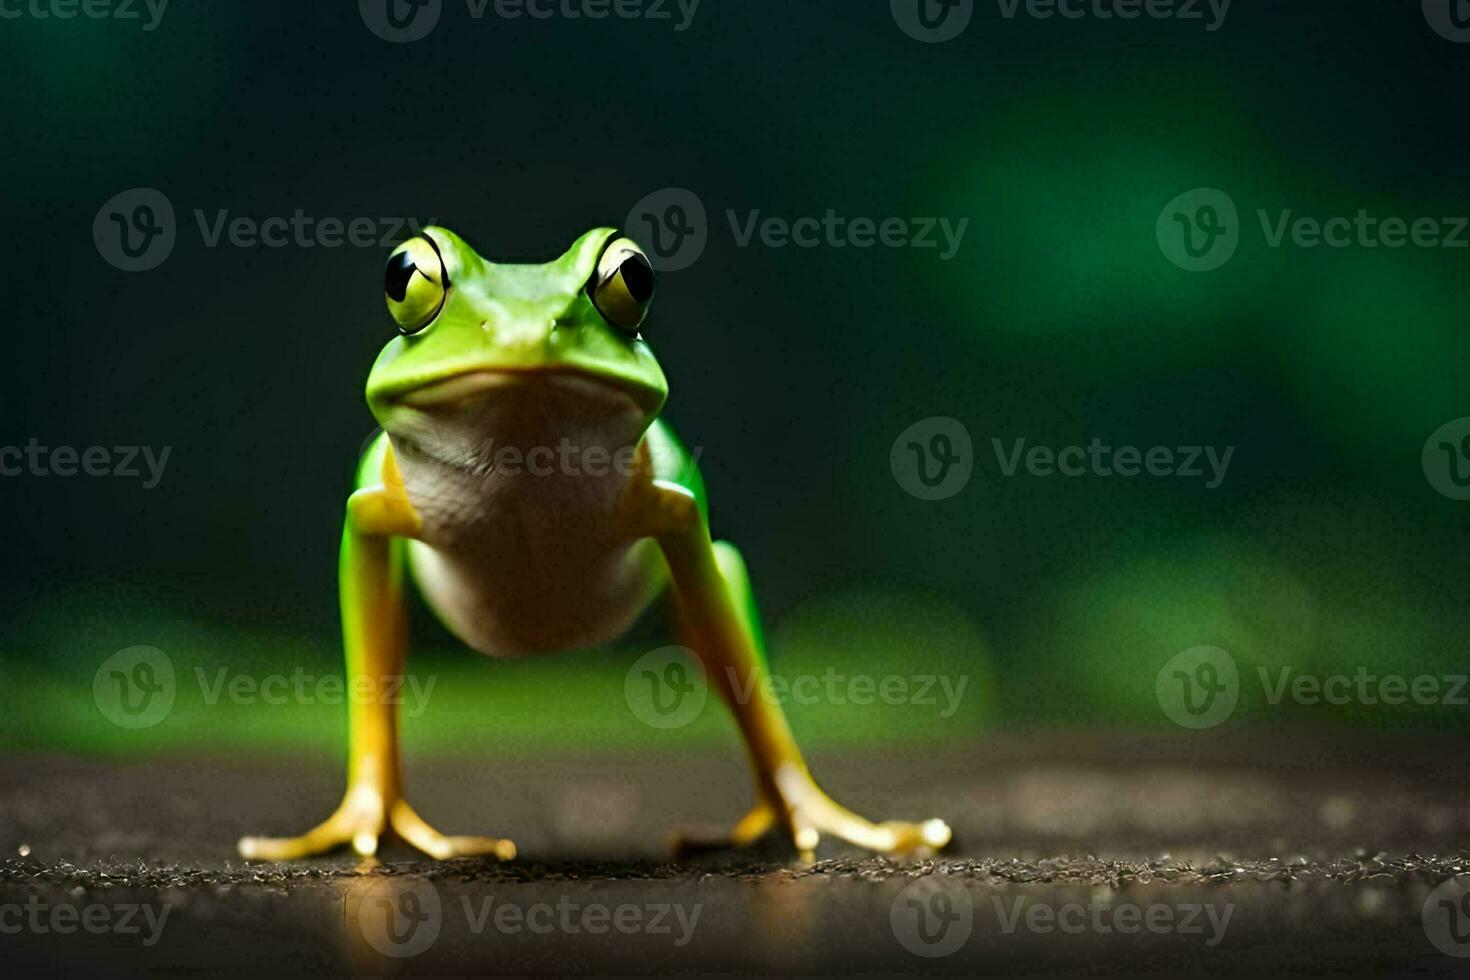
<box><xmin>388</xmin><ymin>366</ymin><xmax>663</xmax><ymax>415</ymax></box>
<box><xmin>378</xmin><ymin>367</ymin><xmax>659</xmax><ymax>481</ymax></box>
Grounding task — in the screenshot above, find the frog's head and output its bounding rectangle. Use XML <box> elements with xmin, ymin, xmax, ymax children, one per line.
<box><xmin>366</xmin><ymin>227</ymin><xmax>667</xmax><ymax>453</ymax></box>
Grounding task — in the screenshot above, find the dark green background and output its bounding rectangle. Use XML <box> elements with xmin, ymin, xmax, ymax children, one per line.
<box><xmin>2</xmin><ymin>1</ymin><xmax>1467</xmax><ymax>754</ymax></box>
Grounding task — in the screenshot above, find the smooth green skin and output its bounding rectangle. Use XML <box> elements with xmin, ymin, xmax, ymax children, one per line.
<box><xmin>368</xmin><ymin>227</ymin><xmax>664</xmax><ymax>417</ymax></box>
<box><xmin>233</xmin><ymin>227</ymin><xmax>954</xmax><ymax>860</ymax></box>
<box><xmin>360</xmin><ymin>226</ymin><xmax>704</xmax><ymax>507</ymax></box>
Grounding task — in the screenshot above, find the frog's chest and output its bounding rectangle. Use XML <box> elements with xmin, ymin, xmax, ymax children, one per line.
<box><xmin>389</xmin><ymin>397</ymin><xmax>664</xmax><ymax>656</ymax></box>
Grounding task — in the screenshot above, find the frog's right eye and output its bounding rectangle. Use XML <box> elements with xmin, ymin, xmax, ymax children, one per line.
<box><xmin>384</xmin><ymin>237</ymin><xmax>448</xmax><ymax>334</ymax></box>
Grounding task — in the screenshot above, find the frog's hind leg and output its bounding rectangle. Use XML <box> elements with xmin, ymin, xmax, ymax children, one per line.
<box><xmin>660</xmin><ymin>522</ymin><xmax>951</xmax><ymax>860</ymax></box>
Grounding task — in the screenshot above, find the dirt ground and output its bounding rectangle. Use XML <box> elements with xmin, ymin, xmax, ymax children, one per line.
<box><xmin>2</xmin><ymin>730</ymin><xmax>1467</xmax><ymax>976</ymax></box>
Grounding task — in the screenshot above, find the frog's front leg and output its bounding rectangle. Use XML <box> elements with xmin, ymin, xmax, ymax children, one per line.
<box><xmin>237</xmin><ymin>448</ymin><xmax>514</xmax><ymax>862</ymax></box>
<box><xmin>644</xmin><ymin>482</ymin><xmax>952</xmax><ymax>860</ymax></box>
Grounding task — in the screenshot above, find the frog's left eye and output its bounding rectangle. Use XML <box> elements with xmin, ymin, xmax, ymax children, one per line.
<box><xmin>384</xmin><ymin>237</ymin><xmax>448</xmax><ymax>335</ymax></box>
<box><xmin>589</xmin><ymin>237</ymin><xmax>655</xmax><ymax>335</ymax></box>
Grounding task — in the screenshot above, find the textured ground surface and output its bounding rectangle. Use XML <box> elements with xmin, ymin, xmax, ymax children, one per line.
<box><xmin>2</xmin><ymin>731</ymin><xmax>1468</xmax><ymax>976</ymax></box>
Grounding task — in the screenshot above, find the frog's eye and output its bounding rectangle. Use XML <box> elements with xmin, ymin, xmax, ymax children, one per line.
<box><xmin>384</xmin><ymin>237</ymin><xmax>449</xmax><ymax>335</ymax></box>
<box><xmin>589</xmin><ymin>236</ymin><xmax>654</xmax><ymax>335</ymax></box>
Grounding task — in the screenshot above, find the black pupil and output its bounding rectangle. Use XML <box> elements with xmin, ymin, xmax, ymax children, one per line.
<box><xmin>385</xmin><ymin>250</ymin><xmax>419</xmax><ymax>302</ymax></box>
<box><xmin>618</xmin><ymin>253</ymin><xmax>655</xmax><ymax>303</ymax></box>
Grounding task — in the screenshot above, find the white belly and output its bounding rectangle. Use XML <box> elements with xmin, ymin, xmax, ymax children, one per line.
<box><xmin>387</xmin><ymin>376</ymin><xmax>666</xmax><ymax>657</ymax></box>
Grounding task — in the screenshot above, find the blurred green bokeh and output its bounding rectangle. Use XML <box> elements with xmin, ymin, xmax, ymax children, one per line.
<box><xmin>1</xmin><ymin>5</ymin><xmax>1466</xmax><ymax>755</ymax></box>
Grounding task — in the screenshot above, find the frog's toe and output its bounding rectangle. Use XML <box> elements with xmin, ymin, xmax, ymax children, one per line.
<box><xmin>238</xmin><ymin>786</ymin><xmax>387</xmax><ymax>861</ymax></box>
<box><xmin>238</xmin><ymin>815</ymin><xmax>360</xmax><ymax>861</ymax></box>
<box><xmin>388</xmin><ymin>799</ymin><xmax>517</xmax><ymax>861</ymax></box>
<box><xmin>880</xmin><ymin>818</ymin><xmax>953</xmax><ymax>853</ymax></box>
<box><xmin>765</xmin><ymin>766</ymin><xmax>952</xmax><ymax>860</ymax></box>
<box><xmin>670</xmin><ymin>802</ymin><xmax>777</xmax><ymax>857</ymax></box>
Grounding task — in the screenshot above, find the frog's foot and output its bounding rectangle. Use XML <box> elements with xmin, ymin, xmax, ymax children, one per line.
<box><xmin>670</xmin><ymin>802</ymin><xmax>778</xmax><ymax>857</ymax></box>
<box><xmin>388</xmin><ymin>798</ymin><xmax>517</xmax><ymax>861</ymax></box>
<box><xmin>672</xmin><ymin>768</ymin><xmax>951</xmax><ymax>860</ymax></box>
<box><xmin>237</xmin><ymin>786</ymin><xmax>516</xmax><ymax>862</ymax></box>
<box><xmin>773</xmin><ymin>766</ymin><xmax>951</xmax><ymax>859</ymax></box>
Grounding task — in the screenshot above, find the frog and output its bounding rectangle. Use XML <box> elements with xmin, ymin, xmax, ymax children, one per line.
<box><xmin>237</xmin><ymin>227</ymin><xmax>951</xmax><ymax>862</ymax></box>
